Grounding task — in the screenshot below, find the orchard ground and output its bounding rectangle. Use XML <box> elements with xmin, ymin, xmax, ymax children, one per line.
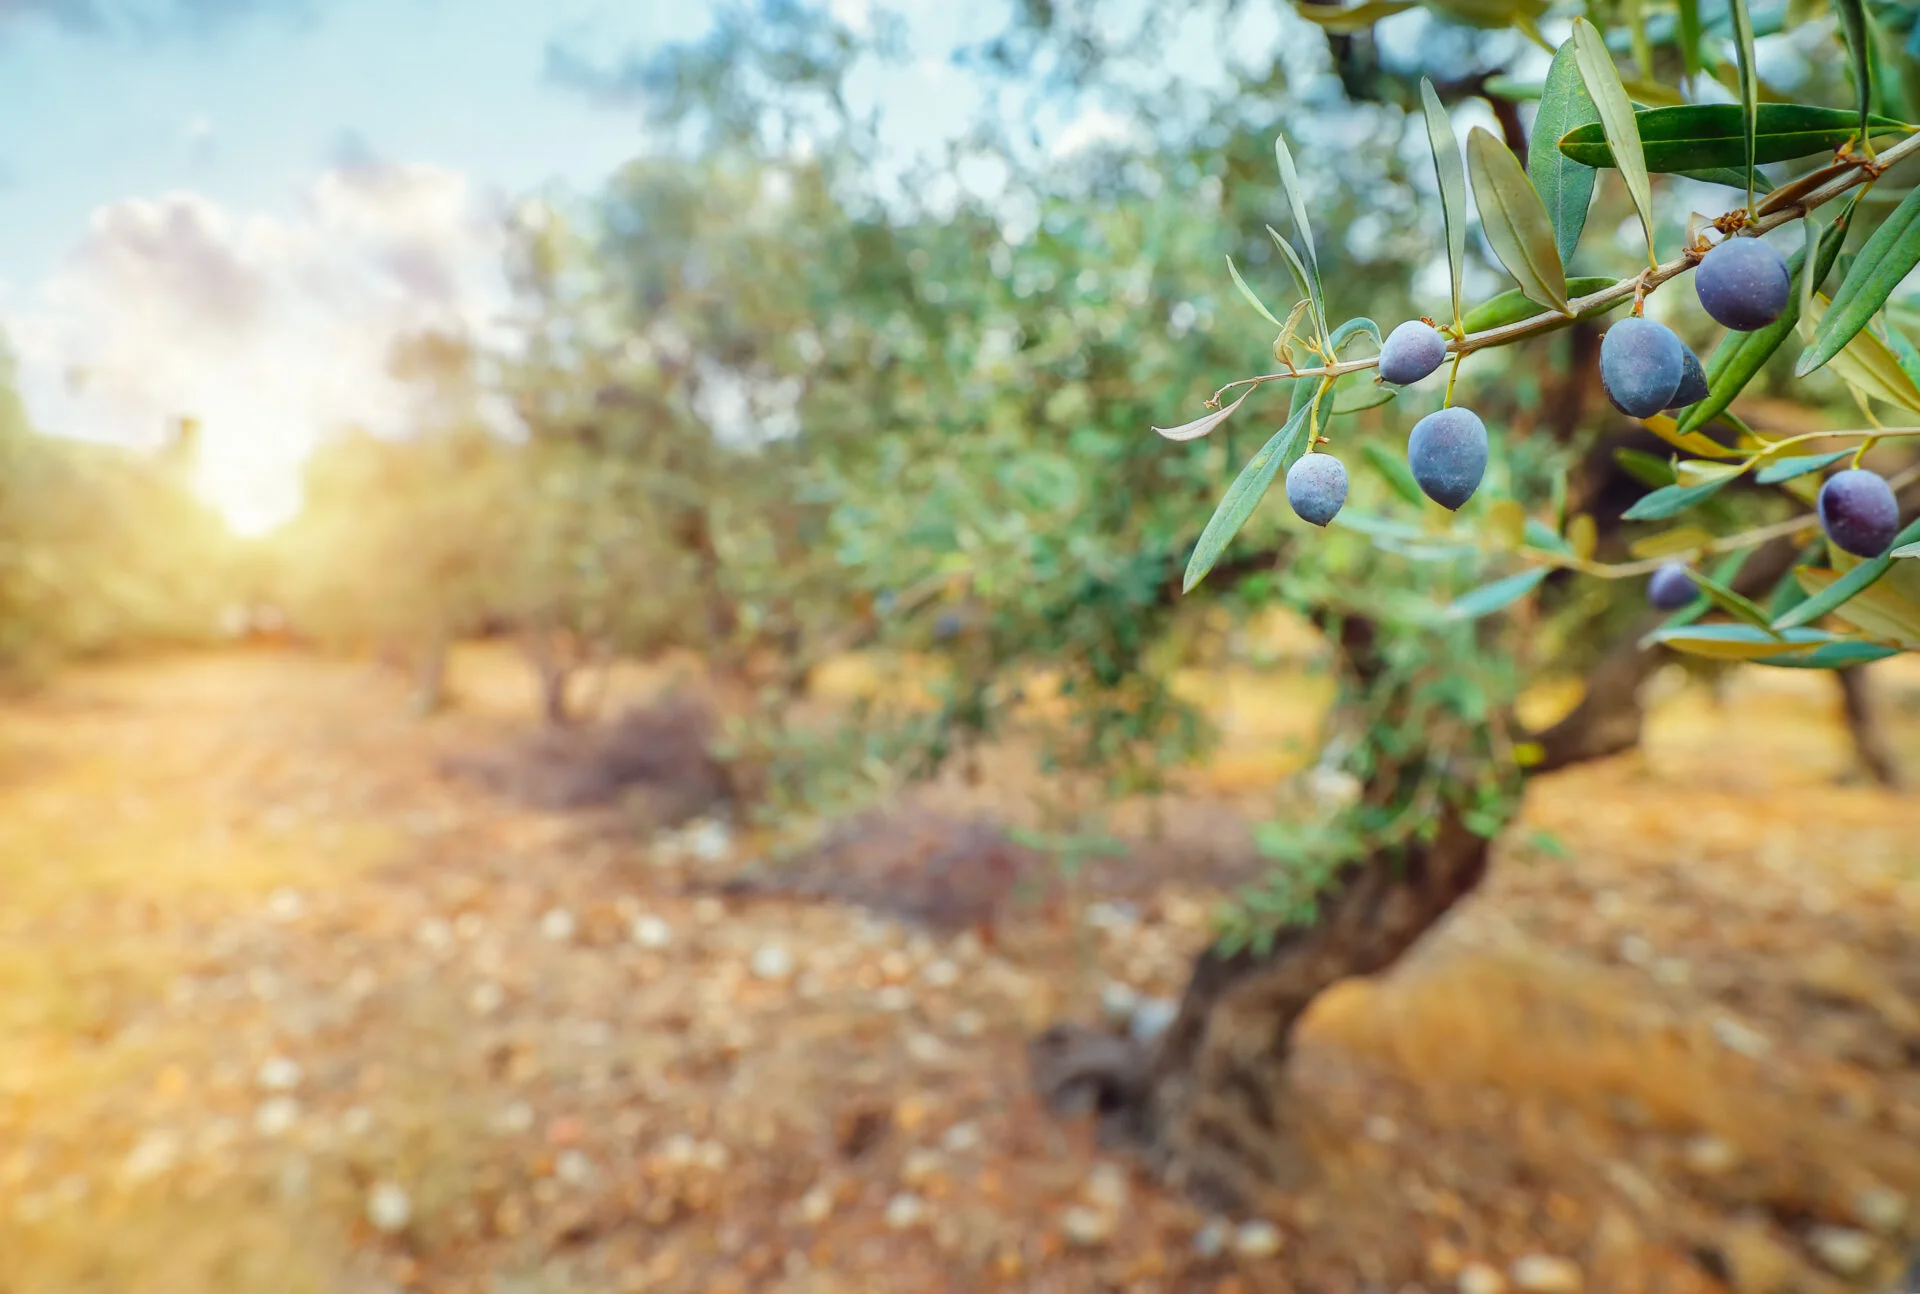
<box><xmin>2</xmin><ymin>633</ymin><xmax>1918</xmax><ymax>1293</ymax></box>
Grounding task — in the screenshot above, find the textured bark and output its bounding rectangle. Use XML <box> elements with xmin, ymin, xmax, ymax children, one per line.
<box><xmin>1838</xmin><ymin>665</ymin><xmax>1902</xmax><ymax>788</ymax></box>
<box><xmin>411</xmin><ymin>638</ymin><xmax>449</xmax><ymax>717</ymax></box>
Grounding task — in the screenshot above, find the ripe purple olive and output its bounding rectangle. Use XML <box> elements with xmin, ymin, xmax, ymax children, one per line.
<box><xmin>1695</xmin><ymin>237</ymin><xmax>1791</xmax><ymax>332</ymax></box>
<box><xmin>1817</xmin><ymin>468</ymin><xmax>1901</xmax><ymax>558</ymax></box>
<box><xmin>1646</xmin><ymin>562</ymin><xmax>1697</xmax><ymax>611</ymax></box>
<box><xmin>1600</xmin><ymin>317</ymin><xmax>1685</xmax><ymax>419</ymax></box>
<box><xmin>1377</xmin><ymin>321</ymin><xmax>1448</xmax><ymax>386</ymax></box>
<box><xmin>1285</xmin><ymin>452</ymin><xmax>1349</xmax><ymax>527</ymax></box>
<box><xmin>1406</xmin><ymin>406</ymin><xmax>1489</xmax><ymax>511</ymax></box>
<box><xmin>1665</xmin><ymin>344</ymin><xmax>1709</xmax><ymax>410</ymax></box>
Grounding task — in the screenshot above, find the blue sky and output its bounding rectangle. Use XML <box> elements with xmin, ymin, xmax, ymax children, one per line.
<box><xmin>0</xmin><ymin>0</ymin><xmax>1027</xmax><ymax>531</ymax></box>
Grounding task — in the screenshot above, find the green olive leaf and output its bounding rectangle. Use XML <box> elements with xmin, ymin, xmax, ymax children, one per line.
<box><xmin>1730</xmin><ymin>0</ymin><xmax>1759</xmax><ymax>208</ymax></box>
<box><xmin>1527</xmin><ymin>36</ymin><xmax>1601</xmax><ymax>266</ymax></box>
<box><xmin>1265</xmin><ymin>225</ymin><xmax>1327</xmax><ymax>350</ymax></box>
<box><xmin>1799</xmin><ymin>182</ymin><xmax>1920</xmax><ymax>379</ymax></box>
<box><xmin>1805</xmin><ymin>294</ymin><xmax>1920</xmax><ymax>414</ymax></box>
<box><xmin>1676</xmin><ymin>0</ymin><xmax>1704</xmax><ymax>83</ymax></box>
<box><xmin>1835</xmin><ymin>0</ymin><xmax>1873</xmax><ymax>147</ymax></box>
<box><xmin>1287</xmin><ymin>0</ymin><xmax>1419</xmax><ymax>32</ymax></box>
<box><xmin>1555</xmin><ymin>104</ymin><xmax>1908</xmax><ymax>171</ymax></box>
<box><xmin>1466</xmin><ymin>126</ymin><xmax>1570</xmax><ymax>314</ymax></box>
<box><xmin>1182</xmin><ymin>401</ymin><xmax>1314</xmax><ymax>593</ymax></box>
<box><xmin>1570</xmin><ymin>17</ymin><xmax>1655</xmax><ymax>265</ymax></box>
<box><xmin>1225</xmin><ymin>255</ymin><xmax>1283</xmax><ymax>329</ymax></box>
<box><xmin>1645</xmin><ymin>623</ymin><xmax>1842</xmax><ymax>660</ymax></box>
<box><xmin>1614</xmin><ymin>447</ymin><xmax>1678</xmax><ymax>487</ymax></box>
<box><xmin>1272</xmin><ymin>132</ymin><xmax>1323</xmax><ymax>319</ymax></box>
<box><xmin>1775</xmin><ymin>515</ymin><xmax>1920</xmax><ymax>630</ymax></box>
<box><xmin>1754</xmin><ymin>449</ymin><xmax>1850</xmax><ymax>484</ymax></box>
<box><xmin>1750</xmin><ymin>641</ymin><xmax>1901</xmax><ymax>668</ymax></box>
<box><xmin>1361</xmin><ymin>441</ymin><xmax>1425</xmax><ymax>508</ymax></box>
<box><xmin>1444</xmin><ymin>567</ymin><xmax>1549</xmax><ymax>621</ymax></box>
<box><xmin>1621</xmin><ymin>474</ymin><xmax>1736</xmax><ymax>521</ymax></box>
<box><xmin>1798</xmin><ymin>564</ymin><xmax>1920</xmax><ymax>645</ymax></box>
<box><xmin>1420</xmin><ymin>77</ymin><xmax>1469</xmax><ymax>331</ymax></box>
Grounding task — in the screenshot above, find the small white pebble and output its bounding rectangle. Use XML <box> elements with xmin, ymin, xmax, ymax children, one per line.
<box><xmin>687</xmin><ymin>819</ymin><xmax>732</xmax><ymax>863</ymax></box>
<box><xmin>1457</xmin><ymin>1263</ymin><xmax>1507</xmax><ymax>1294</ymax></box>
<box><xmin>951</xmin><ymin>1009</ymin><xmax>985</xmax><ymax>1038</ymax></box>
<box><xmin>696</xmin><ymin>1140</ymin><xmax>729</xmax><ymax>1171</ymax></box>
<box><xmin>1682</xmin><ymin>1134</ymin><xmax>1737</xmax><ymax>1175</ymax></box>
<box><xmin>266</xmin><ymin>888</ymin><xmax>304</xmax><ymax>923</ymax></box>
<box><xmin>901</xmin><ymin>1149</ymin><xmax>944</xmax><ymax>1186</ymax></box>
<box><xmin>1098</xmin><ymin>980</ymin><xmax>1140</xmax><ymax>1025</ymax></box>
<box><xmin>495</xmin><ymin>1102</ymin><xmax>535</xmax><ymax>1134</ymax></box>
<box><xmin>1711</xmin><ymin>1016</ymin><xmax>1772</xmax><ymax>1058</ymax></box>
<box><xmin>365</xmin><ymin>1181</ymin><xmax>412</xmax><ymax>1234</ymax></box>
<box><xmin>1233</xmin><ymin>1219</ymin><xmax>1284</xmax><ymax>1259</ymax></box>
<box><xmin>1192</xmin><ymin>1218</ymin><xmax>1229</xmax><ymax>1259</ymax></box>
<box><xmin>1853</xmin><ymin>1184</ymin><xmax>1906</xmax><ymax>1233</ymax></box>
<box><xmin>940</xmin><ymin>1122</ymin><xmax>981</xmax><ymax>1154</ymax></box>
<box><xmin>469</xmin><ymin>982</ymin><xmax>505</xmax><ymax>1016</ymax></box>
<box><xmin>256</xmin><ymin>1057</ymin><xmax>302</xmax><ymax>1092</ymax></box>
<box><xmin>884</xmin><ymin>1192</ymin><xmax>925</xmax><ymax>1230</ymax></box>
<box><xmin>1808</xmin><ymin>1225</ymin><xmax>1877</xmax><ymax>1277</ymax></box>
<box><xmin>253</xmin><ymin>1097</ymin><xmax>300</xmax><ymax>1138</ymax></box>
<box><xmin>414</xmin><ymin>917</ymin><xmax>453</xmax><ymax>951</ymax></box>
<box><xmin>1084</xmin><ymin>1161</ymin><xmax>1129</xmax><ymax>1211</ymax></box>
<box><xmin>1130</xmin><ymin>997</ymin><xmax>1179</xmax><ymax>1046</ymax></box>
<box><xmin>922</xmin><ymin>958</ymin><xmax>960</xmax><ymax>988</ymax></box>
<box><xmin>875</xmin><ymin>984</ymin><xmax>912</xmax><ymax>1012</ymax></box>
<box><xmin>751</xmin><ymin>944</ymin><xmax>795</xmax><ymax>981</ymax></box>
<box><xmin>631</xmin><ymin>916</ymin><xmax>673</xmax><ymax>949</ymax></box>
<box><xmin>339</xmin><ymin>1106</ymin><xmax>373</xmax><ymax>1137</ymax></box>
<box><xmin>798</xmin><ymin>1185</ymin><xmax>834</xmax><ymax>1225</ymax></box>
<box><xmin>1364</xmin><ymin>1115</ymin><xmax>1400</xmax><ymax>1144</ymax></box>
<box><xmin>1652</xmin><ymin>957</ymin><xmax>1692</xmax><ymax>986</ymax></box>
<box><xmin>905</xmin><ymin>1032</ymin><xmax>946</xmax><ymax>1065</ymax></box>
<box><xmin>555</xmin><ymin>1150</ymin><xmax>593</xmax><ymax>1185</ymax></box>
<box><xmin>1061</xmin><ymin>1204</ymin><xmax>1113</xmax><ymax>1247</ymax></box>
<box><xmin>119</xmin><ymin>1130</ymin><xmax>182</xmax><ymax>1185</ymax></box>
<box><xmin>1509</xmin><ymin>1253</ymin><xmax>1582</xmax><ymax>1292</ymax></box>
<box><xmin>693</xmin><ymin>897</ymin><xmax>725</xmax><ymax>925</ymax></box>
<box><xmin>540</xmin><ymin>909</ymin><xmax>577</xmax><ymax>943</ymax></box>
<box><xmin>1616</xmin><ymin>934</ymin><xmax>1653</xmax><ymax>966</ymax></box>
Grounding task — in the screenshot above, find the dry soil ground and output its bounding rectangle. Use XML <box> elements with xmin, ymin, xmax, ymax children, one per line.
<box><xmin>1</xmin><ymin>646</ymin><xmax>1917</xmax><ymax>1294</ymax></box>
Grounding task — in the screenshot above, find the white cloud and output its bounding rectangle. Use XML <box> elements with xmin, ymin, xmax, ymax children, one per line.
<box><xmin>2</xmin><ymin>162</ymin><xmax>509</xmax><ymax>534</ymax></box>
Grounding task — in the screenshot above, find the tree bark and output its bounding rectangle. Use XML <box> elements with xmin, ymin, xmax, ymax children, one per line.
<box><xmin>411</xmin><ymin>637</ymin><xmax>449</xmax><ymax>717</ymax></box>
<box><xmin>1837</xmin><ymin>665</ymin><xmax>1902</xmax><ymax>788</ymax></box>
<box><xmin>520</xmin><ymin>629</ymin><xmax>575</xmax><ymax>727</ymax></box>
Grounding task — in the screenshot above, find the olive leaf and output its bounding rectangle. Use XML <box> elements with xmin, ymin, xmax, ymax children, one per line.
<box><xmin>1835</xmin><ymin>0</ymin><xmax>1873</xmax><ymax>147</ymax></box>
<box><xmin>1266</xmin><ymin>225</ymin><xmax>1327</xmax><ymax>350</ymax></box>
<box><xmin>1466</xmin><ymin>126</ymin><xmax>1571</xmax><ymax>314</ymax></box>
<box><xmin>1806</xmin><ymin>295</ymin><xmax>1920</xmax><ymax>414</ymax></box>
<box><xmin>1555</xmin><ymin>105</ymin><xmax>1907</xmax><ymax>171</ymax></box>
<box><xmin>1799</xmin><ymin>183</ymin><xmax>1920</xmax><ymax>378</ymax></box>
<box><xmin>1676</xmin><ymin>0</ymin><xmax>1703</xmax><ymax>84</ymax></box>
<box><xmin>1527</xmin><ymin>37</ymin><xmax>1601</xmax><ymax>266</ymax></box>
<box><xmin>1288</xmin><ymin>0</ymin><xmax>1419</xmax><ymax>31</ymax></box>
<box><xmin>1570</xmin><ymin>17</ymin><xmax>1655</xmax><ymax>266</ymax></box>
<box><xmin>1446</xmin><ymin>567</ymin><xmax>1549</xmax><ymax>621</ymax></box>
<box><xmin>1730</xmin><ymin>0</ymin><xmax>1759</xmax><ymax>209</ymax></box>
<box><xmin>1797</xmin><ymin>567</ymin><xmax>1920</xmax><ymax>645</ymax></box>
<box><xmin>1645</xmin><ymin>624</ymin><xmax>1842</xmax><ymax>661</ymax></box>
<box><xmin>1614</xmin><ymin>447</ymin><xmax>1677</xmax><ymax>487</ymax></box>
<box><xmin>1621</xmin><ymin>475</ymin><xmax>1736</xmax><ymax>521</ymax></box>
<box><xmin>1182</xmin><ymin>401</ymin><xmax>1314</xmax><ymax>592</ymax></box>
<box><xmin>1754</xmin><ymin>450</ymin><xmax>1849</xmax><ymax>484</ymax></box>
<box><xmin>1420</xmin><ymin>77</ymin><xmax>1468</xmax><ymax>330</ymax></box>
<box><xmin>1775</xmin><ymin>515</ymin><xmax>1920</xmax><ymax>629</ymax></box>
<box><xmin>1272</xmin><ymin>133</ymin><xmax>1324</xmax><ymax>318</ymax></box>
<box><xmin>1226</xmin><ymin>255</ymin><xmax>1283</xmax><ymax>328</ymax></box>
<box><xmin>1362</xmin><ymin>442</ymin><xmax>1425</xmax><ymax>508</ymax></box>
<box><xmin>1154</xmin><ymin>389</ymin><xmax>1252</xmax><ymax>442</ymax></box>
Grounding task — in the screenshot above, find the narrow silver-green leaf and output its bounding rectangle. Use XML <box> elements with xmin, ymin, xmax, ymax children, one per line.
<box><xmin>1771</xmin><ymin>516</ymin><xmax>1920</xmax><ymax>628</ymax></box>
<box><xmin>1891</xmin><ymin>541</ymin><xmax>1920</xmax><ymax>559</ymax></box>
<box><xmin>1676</xmin><ymin>0</ymin><xmax>1703</xmax><ymax>83</ymax></box>
<box><xmin>1266</xmin><ymin>225</ymin><xmax>1327</xmax><ymax>349</ymax></box>
<box><xmin>1755</xmin><ymin>450</ymin><xmax>1850</xmax><ymax>484</ymax></box>
<box><xmin>1182</xmin><ymin>402</ymin><xmax>1314</xmax><ymax>592</ymax></box>
<box><xmin>1800</xmin><ymin>183</ymin><xmax>1920</xmax><ymax>378</ymax></box>
<box><xmin>1688</xmin><ymin>565</ymin><xmax>1778</xmax><ymax>630</ymax></box>
<box><xmin>1362</xmin><ymin>441</ymin><xmax>1426</xmax><ymax>508</ymax></box>
<box><xmin>1621</xmin><ymin>474</ymin><xmax>1735</xmax><ymax>520</ymax></box>
<box><xmin>1466</xmin><ymin>126</ymin><xmax>1571</xmax><ymax>314</ymax></box>
<box><xmin>1527</xmin><ymin>36</ymin><xmax>1601</xmax><ymax>266</ymax></box>
<box><xmin>1570</xmin><ymin>17</ymin><xmax>1655</xmax><ymax>265</ymax></box>
<box><xmin>1225</xmin><ymin>255</ymin><xmax>1283</xmax><ymax>328</ymax></box>
<box><xmin>1806</xmin><ymin>294</ymin><xmax>1920</xmax><ymax>413</ymax></box>
<box><xmin>1331</xmin><ymin>375</ymin><xmax>1397</xmax><ymax>414</ymax></box>
<box><xmin>1729</xmin><ymin>0</ymin><xmax>1759</xmax><ymax>210</ymax></box>
<box><xmin>1614</xmin><ymin>447</ymin><xmax>1677</xmax><ymax>487</ymax></box>
<box><xmin>1751</xmin><ymin>641</ymin><xmax>1900</xmax><ymax>669</ymax></box>
<box><xmin>1273</xmin><ymin>132</ymin><xmax>1323</xmax><ymax>312</ymax></box>
<box><xmin>1420</xmin><ymin>77</ymin><xmax>1468</xmax><ymax>330</ymax></box>
<box><xmin>1680</xmin><ymin>212</ymin><xmax>1850</xmax><ymax>435</ymax></box>
<box><xmin>1648</xmin><ymin>624</ymin><xmax>1841</xmax><ymax>660</ymax></box>
<box><xmin>1834</xmin><ymin>0</ymin><xmax>1873</xmax><ymax>147</ymax></box>
<box><xmin>1445</xmin><ymin>567</ymin><xmax>1549</xmax><ymax>621</ymax></box>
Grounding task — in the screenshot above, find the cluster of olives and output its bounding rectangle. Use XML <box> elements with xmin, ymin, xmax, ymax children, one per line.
<box><xmin>1284</xmin><ymin>318</ymin><xmax>1485</xmax><ymax>527</ymax></box>
<box><xmin>1638</xmin><ymin>236</ymin><xmax>1905</xmax><ymax>607</ymax></box>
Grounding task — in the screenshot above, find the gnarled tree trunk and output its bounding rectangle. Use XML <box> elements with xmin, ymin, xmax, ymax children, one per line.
<box><xmin>1837</xmin><ymin>665</ymin><xmax>1902</xmax><ymax>788</ymax></box>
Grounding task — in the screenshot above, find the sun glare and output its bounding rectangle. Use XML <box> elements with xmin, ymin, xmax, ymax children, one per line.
<box><xmin>193</xmin><ymin>433</ymin><xmax>306</xmax><ymax>538</ymax></box>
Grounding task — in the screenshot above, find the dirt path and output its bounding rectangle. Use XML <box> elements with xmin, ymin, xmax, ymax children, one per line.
<box><xmin>1</xmin><ymin>650</ymin><xmax>1916</xmax><ymax>1293</ymax></box>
